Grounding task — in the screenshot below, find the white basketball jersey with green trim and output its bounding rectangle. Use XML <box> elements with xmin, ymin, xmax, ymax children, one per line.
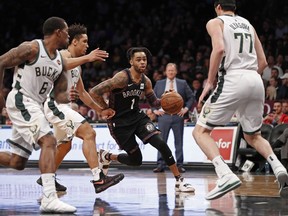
<box><xmin>62</xmin><ymin>65</ymin><xmax>81</xmax><ymax>97</ymax></box>
<box><xmin>218</xmin><ymin>15</ymin><xmax>258</xmax><ymax>72</ymax></box>
<box><xmin>12</xmin><ymin>39</ymin><xmax>63</xmax><ymax>103</ymax></box>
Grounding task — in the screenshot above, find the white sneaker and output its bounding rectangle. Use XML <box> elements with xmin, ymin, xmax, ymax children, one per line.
<box><xmin>40</xmin><ymin>192</ymin><xmax>77</xmax><ymax>213</ymax></box>
<box><xmin>205</xmin><ymin>173</ymin><xmax>241</xmax><ymax>200</ymax></box>
<box><xmin>175</xmin><ymin>177</ymin><xmax>195</xmax><ymax>192</ymax></box>
<box><xmin>276</xmin><ymin>171</ymin><xmax>288</xmax><ymax>198</ymax></box>
<box><xmin>98</xmin><ymin>149</ymin><xmax>111</xmax><ymax>175</ymax></box>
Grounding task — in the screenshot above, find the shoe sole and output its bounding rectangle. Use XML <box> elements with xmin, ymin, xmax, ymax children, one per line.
<box><xmin>205</xmin><ymin>180</ymin><xmax>241</xmax><ymax>200</ymax></box>
<box><xmin>278</xmin><ymin>172</ymin><xmax>288</xmax><ymax>198</ymax></box>
<box><xmin>95</xmin><ymin>173</ymin><xmax>124</xmax><ymax>194</ymax></box>
<box><xmin>175</xmin><ymin>186</ymin><xmax>195</xmax><ymax>193</ymax></box>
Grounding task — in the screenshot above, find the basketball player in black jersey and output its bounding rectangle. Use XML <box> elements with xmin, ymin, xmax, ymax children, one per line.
<box><xmin>89</xmin><ymin>47</ymin><xmax>194</xmax><ymax>192</ymax></box>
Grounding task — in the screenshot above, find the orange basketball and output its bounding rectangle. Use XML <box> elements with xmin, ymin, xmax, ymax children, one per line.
<box><xmin>160</xmin><ymin>91</ymin><xmax>184</xmax><ymax>115</ymax></box>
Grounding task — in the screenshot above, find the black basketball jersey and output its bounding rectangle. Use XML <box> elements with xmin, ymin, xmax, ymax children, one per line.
<box><xmin>109</xmin><ymin>69</ymin><xmax>146</xmax><ymax>119</ymax></box>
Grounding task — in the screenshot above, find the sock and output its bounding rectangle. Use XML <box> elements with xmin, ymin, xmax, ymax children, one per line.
<box><xmin>267</xmin><ymin>154</ymin><xmax>287</xmax><ymax>176</ymax></box>
<box><xmin>175</xmin><ymin>175</ymin><xmax>182</xmax><ymax>181</ymax></box>
<box><xmin>41</xmin><ymin>173</ymin><xmax>57</xmax><ymax>198</ymax></box>
<box><xmin>106</xmin><ymin>153</ymin><xmax>112</xmax><ymax>161</ymax></box>
<box><xmin>91</xmin><ymin>167</ymin><xmax>101</xmax><ymax>181</ymax></box>
<box><xmin>212</xmin><ymin>155</ymin><xmax>232</xmax><ymax>178</ymax></box>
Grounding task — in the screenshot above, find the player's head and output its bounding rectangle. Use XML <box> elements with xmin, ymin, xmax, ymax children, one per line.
<box><xmin>43</xmin><ymin>17</ymin><xmax>67</xmax><ymax>36</ymax></box>
<box><xmin>68</xmin><ymin>24</ymin><xmax>88</xmax><ymax>56</ymax></box>
<box><xmin>43</xmin><ymin>16</ymin><xmax>69</xmax><ymax>48</ymax></box>
<box><xmin>68</xmin><ymin>23</ymin><xmax>87</xmax><ymax>44</ymax></box>
<box><xmin>127</xmin><ymin>47</ymin><xmax>152</xmax><ymax>62</ymax></box>
<box><xmin>126</xmin><ymin>47</ymin><xmax>152</xmax><ymax>73</ymax></box>
<box><xmin>214</xmin><ymin>0</ymin><xmax>236</xmax><ymax>12</ymax></box>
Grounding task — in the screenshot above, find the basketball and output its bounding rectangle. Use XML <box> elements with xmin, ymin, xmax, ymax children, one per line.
<box><xmin>160</xmin><ymin>91</ymin><xmax>184</xmax><ymax>115</ymax></box>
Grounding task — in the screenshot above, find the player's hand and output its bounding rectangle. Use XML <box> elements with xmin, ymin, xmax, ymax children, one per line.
<box><xmin>68</xmin><ymin>85</ymin><xmax>79</xmax><ymax>102</ymax></box>
<box><xmin>198</xmin><ymin>81</ymin><xmax>213</xmax><ymax>106</ymax></box>
<box><xmin>101</xmin><ymin>108</ymin><xmax>115</xmax><ymax>119</ymax></box>
<box><xmin>87</xmin><ymin>48</ymin><xmax>109</xmax><ymax>62</ymax></box>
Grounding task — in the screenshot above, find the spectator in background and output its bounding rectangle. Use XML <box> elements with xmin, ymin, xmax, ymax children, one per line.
<box><xmin>282</xmin><ymin>100</ymin><xmax>288</xmax><ymax>114</ymax></box>
<box><xmin>152</xmin><ymin>63</ymin><xmax>194</xmax><ymax>173</ymax></box>
<box><xmin>263</xmin><ymin>100</ymin><xmax>288</xmax><ymax>125</ymax></box>
<box><xmin>277</xmin><ymin>73</ymin><xmax>288</xmax><ymax>100</ymax></box>
<box><xmin>190</xmin><ymin>79</ymin><xmax>204</xmax><ymax>102</ymax></box>
<box><xmin>265</xmin><ymin>76</ymin><xmax>278</xmax><ymax>100</ymax></box>
<box><xmin>78</xmin><ymin>104</ymin><xmax>94</xmax><ymax>123</ymax></box>
<box><xmin>262</xmin><ymin>55</ymin><xmax>283</xmax><ymax>86</ymax></box>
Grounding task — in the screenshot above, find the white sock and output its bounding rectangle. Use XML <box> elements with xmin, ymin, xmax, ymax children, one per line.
<box><xmin>91</xmin><ymin>167</ymin><xmax>101</xmax><ymax>181</ymax></box>
<box><xmin>212</xmin><ymin>155</ymin><xmax>233</xmax><ymax>178</ymax></box>
<box><xmin>267</xmin><ymin>154</ymin><xmax>287</xmax><ymax>176</ymax></box>
<box><xmin>41</xmin><ymin>173</ymin><xmax>57</xmax><ymax>198</ymax></box>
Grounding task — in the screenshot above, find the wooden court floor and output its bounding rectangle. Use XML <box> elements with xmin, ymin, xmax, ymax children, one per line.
<box><xmin>0</xmin><ymin>166</ymin><xmax>287</xmax><ymax>216</ymax></box>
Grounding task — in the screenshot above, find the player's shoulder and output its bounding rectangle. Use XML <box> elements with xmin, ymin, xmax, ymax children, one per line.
<box><xmin>60</xmin><ymin>49</ymin><xmax>71</xmax><ymax>58</ymax></box>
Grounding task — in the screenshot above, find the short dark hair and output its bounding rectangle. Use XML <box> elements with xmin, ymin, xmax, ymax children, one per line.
<box><xmin>214</xmin><ymin>0</ymin><xmax>236</xmax><ymax>11</ymax></box>
<box><xmin>42</xmin><ymin>16</ymin><xmax>66</xmax><ymax>36</ymax></box>
<box><xmin>126</xmin><ymin>47</ymin><xmax>152</xmax><ymax>62</ymax></box>
<box><xmin>68</xmin><ymin>23</ymin><xmax>87</xmax><ymax>44</ymax></box>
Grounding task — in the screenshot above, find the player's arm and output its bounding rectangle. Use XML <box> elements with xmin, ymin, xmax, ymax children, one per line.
<box><xmin>253</xmin><ymin>28</ymin><xmax>268</xmax><ymax>74</ymax></box>
<box><xmin>62</xmin><ymin>48</ymin><xmax>109</xmax><ymax>71</ymax></box>
<box><xmin>144</xmin><ymin>76</ymin><xmax>161</xmax><ymax>109</ymax></box>
<box><xmin>0</xmin><ymin>41</ymin><xmax>38</xmax><ymax>110</ymax></box>
<box><xmin>198</xmin><ymin>18</ymin><xmax>224</xmax><ymax>106</ymax></box>
<box><xmin>77</xmin><ymin>76</ymin><xmax>106</xmax><ymax>113</ymax></box>
<box><xmin>89</xmin><ymin>71</ymin><xmax>128</xmax><ymax>109</ymax></box>
<box><xmin>0</xmin><ymin>41</ymin><xmax>37</xmax><ymax>89</ymax></box>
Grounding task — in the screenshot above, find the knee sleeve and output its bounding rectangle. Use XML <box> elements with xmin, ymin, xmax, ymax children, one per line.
<box><xmin>118</xmin><ymin>148</ymin><xmax>143</xmax><ymax>166</ymax></box>
<box><xmin>148</xmin><ymin>135</ymin><xmax>175</xmax><ymax>166</ymax></box>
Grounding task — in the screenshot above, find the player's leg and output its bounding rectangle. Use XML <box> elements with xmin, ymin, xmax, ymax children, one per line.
<box><xmin>193</xmin><ymin>77</ymin><xmax>242</xmax><ymax>200</ymax></box>
<box><xmin>75</xmin><ymin>121</ymin><xmax>124</xmax><ymax>193</ymax></box>
<box><xmin>148</xmin><ymin>134</ymin><xmax>195</xmax><ymax>192</ymax></box>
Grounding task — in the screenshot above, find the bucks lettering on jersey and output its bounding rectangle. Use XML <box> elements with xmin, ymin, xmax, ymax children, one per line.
<box><xmin>109</xmin><ymin>69</ymin><xmax>145</xmax><ymax>118</ymax></box>
<box><xmin>13</xmin><ymin>39</ymin><xmax>63</xmax><ymax>103</ymax></box>
<box><xmin>218</xmin><ymin>15</ymin><xmax>258</xmax><ymax>72</ymax></box>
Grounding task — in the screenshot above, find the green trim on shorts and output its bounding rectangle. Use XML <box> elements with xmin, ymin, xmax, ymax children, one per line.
<box><xmin>15</xmin><ymin>90</ymin><xmax>31</xmax><ymax>121</ymax></box>
<box><xmin>48</xmin><ymin>99</ymin><xmax>65</xmax><ymax>120</ymax></box>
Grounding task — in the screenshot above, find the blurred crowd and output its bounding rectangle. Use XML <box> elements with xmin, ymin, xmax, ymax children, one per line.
<box><xmin>0</xmin><ymin>0</ymin><xmax>288</xmax><ymax>124</ymax></box>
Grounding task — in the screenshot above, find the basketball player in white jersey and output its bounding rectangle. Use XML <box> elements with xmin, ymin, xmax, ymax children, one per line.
<box><xmin>37</xmin><ymin>23</ymin><xmax>124</xmax><ymax>192</ymax></box>
<box><xmin>192</xmin><ymin>0</ymin><xmax>288</xmax><ymax>200</ymax></box>
<box><xmin>0</xmin><ymin>17</ymin><xmax>110</xmax><ymax>213</ymax></box>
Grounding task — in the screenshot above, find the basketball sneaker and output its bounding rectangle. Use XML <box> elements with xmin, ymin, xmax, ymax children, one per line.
<box><xmin>175</xmin><ymin>177</ymin><xmax>195</xmax><ymax>192</ymax></box>
<box><xmin>276</xmin><ymin>171</ymin><xmax>288</xmax><ymax>198</ymax></box>
<box><xmin>98</xmin><ymin>149</ymin><xmax>112</xmax><ymax>175</ymax></box>
<box><xmin>37</xmin><ymin>175</ymin><xmax>67</xmax><ymax>192</ymax></box>
<box><xmin>40</xmin><ymin>192</ymin><xmax>76</xmax><ymax>213</ymax></box>
<box><xmin>205</xmin><ymin>173</ymin><xmax>241</xmax><ymax>200</ymax></box>
<box><xmin>91</xmin><ymin>171</ymin><xmax>124</xmax><ymax>193</ymax></box>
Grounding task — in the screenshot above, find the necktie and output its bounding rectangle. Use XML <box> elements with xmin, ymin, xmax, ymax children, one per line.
<box><xmin>169</xmin><ymin>79</ymin><xmax>174</xmax><ymax>90</ymax></box>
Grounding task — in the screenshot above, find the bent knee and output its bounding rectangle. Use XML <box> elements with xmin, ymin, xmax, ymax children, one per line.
<box><xmin>10</xmin><ymin>156</ymin><xmax>27</xmax><ymax>170</ymax></box>
<box><xmin>76</xmin><ymin>123</ymin><xmax>96</xmax><ymax>140</ymax></box>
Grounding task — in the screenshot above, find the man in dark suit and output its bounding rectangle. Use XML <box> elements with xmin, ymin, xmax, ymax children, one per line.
<box><xmin>152</xmin><ymin>63</ymin><xmax>195</xmax><ymax>173</ymax></box>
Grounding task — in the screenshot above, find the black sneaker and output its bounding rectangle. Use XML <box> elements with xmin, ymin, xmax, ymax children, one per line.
<box><xmin>36</xmin><ymin>176</ymin><xmax>67</xmax><ymax>192</ymax></box>
<box><xmin>91</xmin><ymin>171</ymin><xmax>124</xmax><ymax>193</ymax></box>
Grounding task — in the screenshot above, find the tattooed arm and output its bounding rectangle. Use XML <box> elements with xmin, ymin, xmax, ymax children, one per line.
<box><xmin>0</xmin><ymin>40</ymin><xmax>38</xmax><ymax>89</ymax></box>
<box><xmin>89</xmin><ymin>71</ymin><xmax>128</xmax><ymax>109</ymax></box>
<box><xmin>0</xmin><ymin>40</ymin><xmax>38</xmax><ymax>110</ymax></box>
<box><xmin>144</xmin><ymin>75</ymin><xmax>161</xmax><ymax>109</ymax></box>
